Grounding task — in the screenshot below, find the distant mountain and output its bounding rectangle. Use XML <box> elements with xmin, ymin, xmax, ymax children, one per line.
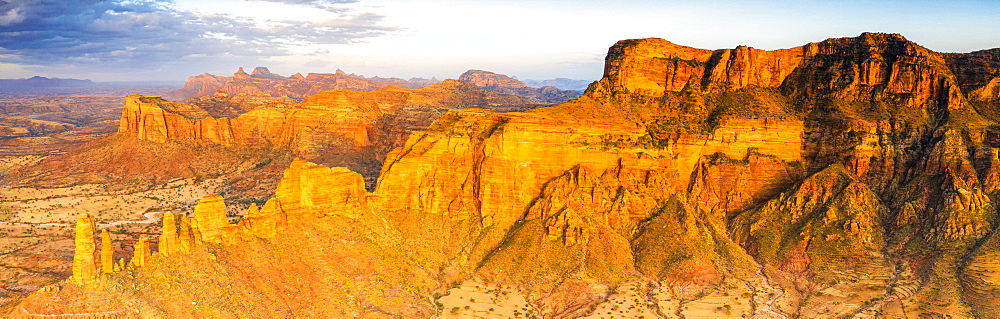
<box><xmin>18</xmin><ymin>32</ymin><xmax>1000</xmax><ymax>318</ymax></box>
<box><xmin>168</xmin><ymin>67</ymin><xmax>441</xmax><ymax>101</ymax></box>
<box><xmin>459</xmin><ymin>69</ymin><xmax>583</xmax><ymax>103</ymax></box>
<box><xmin>0</xmin><ymin>76</ymin><xmax>95</xmax><ymax>94</ymax></box>
<box><xmin>0</xmin><ymin>76</ymin><xmax>182</xmax><ymax>95</ymax></box>
<box><xmin>523</xmin><ymin>78</ymin><xmax>592</xmax><ymax>91</ymax></box>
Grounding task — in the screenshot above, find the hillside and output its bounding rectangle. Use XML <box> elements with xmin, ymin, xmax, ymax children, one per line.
<box><xmin>12</xmin><ymin>33</ymin><xmax>1000</xmax><ymax>318</ymax></box>
<box><xmin>459</xmin><ymin>69</ymin><xmax>583</xmax><ymax>103</ymax></box>
<box><xmin>8</xmin><ymin>80</ymin><xmax>538</xmax><ymax>193</ymax></box>
<box><xmin>168</xmin><ymin>67</ymin><xmax>440</xmax><ymax>101</ymax></box>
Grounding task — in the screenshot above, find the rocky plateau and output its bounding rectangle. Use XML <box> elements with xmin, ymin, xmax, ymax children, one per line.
<box><xmin>168</xmin><ymin>66</ymin><xmax>441</xmax><ymax>101</ymax></box>
<box><xmin>9</xmin><ymin>33</ymin><xmax>1000</xmax><ymax>318</ymax></box>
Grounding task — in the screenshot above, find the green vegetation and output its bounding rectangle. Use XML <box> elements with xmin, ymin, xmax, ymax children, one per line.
<box><xmin>655</xmin><ymin>56</ymin><xmax>707</xmax><ymax>68</ymax></box>
<box><xmin>706</xmin><ymin>152</ymin><xmax>744</xmax><ymax>165</ymax></box>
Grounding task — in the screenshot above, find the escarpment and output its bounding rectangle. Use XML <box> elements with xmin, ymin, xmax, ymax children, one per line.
<box><xmin>117</xmin><ymin>80</ymin><xmax>535</xmax><ymax>186</ymax></box>
<box><xmin>459</xmin><ymin>69</ymin><xmax>583</xmax><ymax>103</ymax></box>
<box><xmin>15</xmin><ymin>33</ymin><xmax>1000</xmax><ymax>318</ymax></box>
<box><xmin>168</xmin><ymin>67</ymin><xmax>440</xmax><ymax>101</ymax></box>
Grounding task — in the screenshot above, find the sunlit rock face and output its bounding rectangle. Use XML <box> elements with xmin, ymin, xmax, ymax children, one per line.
<box><xmin>459</xmin><ymin>69</ymin><xmax>583</xmax><ymax>103</ymax></box>
<box><xmin>15</xmin><ymin>33</ymin><xmax>1000</xmax><ymax>318</ymax></box>
<box><xmin>117</xmin><ymin>80</ymin><xmax>536</xmax><ymax>187</ymax></box>
<box><xmin>168</xmin><ymin>66</ymin><xmax>439</xmax><ymax>101</ymax></box>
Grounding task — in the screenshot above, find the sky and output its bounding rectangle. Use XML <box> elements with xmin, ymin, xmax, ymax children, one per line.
<box><xmin>1</xmin><ymin>0</ymin><xmax>998</xmax><ymax>82</ymax></box>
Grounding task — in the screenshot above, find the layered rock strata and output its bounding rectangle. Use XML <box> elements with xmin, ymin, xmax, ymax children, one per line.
<box><xmin>119</xmin><ymin>80</ymin><xmax>536</xmax><ymax>186</ymax></box>
<box><xmin>17</xmin><ymin>33</ymin><xmax>1000</xmax><ymax>318</ymax></box>
<box><xmin>169</xmin><ymin>67</ymin><xmax>439</xmax><ymax>101</ymax></box>
<box><xmin>459</xmin><ymin>69</ymin><xmax>583</xmax><ymax>103</ymax></box>
<box><xmin>70</xmin><ymin>213</ymin><xmax>97</xmax><ymax>287</ymax></box>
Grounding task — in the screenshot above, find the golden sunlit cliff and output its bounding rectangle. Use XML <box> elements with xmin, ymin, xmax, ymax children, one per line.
<box><xmin>168</xmin><ymin>67</ymin><xmax>439</xmax><ymax>101</ymax></box>
<box><xmin>12</xmin><ymin>33</ymin><xmax>1000</xmax><ymax>318</ymax></box>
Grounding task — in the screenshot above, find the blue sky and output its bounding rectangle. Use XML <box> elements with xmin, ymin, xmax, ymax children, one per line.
<box><xmin>1</xmin><ymin>0</ymin><xmax>998</xmax><ymax>82</ymax></box>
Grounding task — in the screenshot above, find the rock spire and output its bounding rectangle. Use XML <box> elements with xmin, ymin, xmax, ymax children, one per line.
<box><xmin>100</xmin><ymin>229</ymin><xmax>113</xmax><ymax>274</ymax></box>
<box><xmin>71</xmin><ymin>213</ymin><xmax>98</xmax><ymax>287</ymax></box>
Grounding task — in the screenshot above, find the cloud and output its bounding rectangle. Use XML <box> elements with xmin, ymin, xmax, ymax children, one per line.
<box><xmin>0</xmin><ymin>0</ymin><xmax>396</xmax><ymax>77</ymax></box>
<box><xmin>303</xmin><ymin>59</ymin><xmax>331</xmax><ymax>68</ymax></box>
<box><xmin>256</xmin><ymin>0</ymin><xmax>357</xmax><ymax>4</ymax></box>
<box><xmin>253</xmin><ymin>0</ymin><xmax>357</xmax><ymax>13</ymax></box>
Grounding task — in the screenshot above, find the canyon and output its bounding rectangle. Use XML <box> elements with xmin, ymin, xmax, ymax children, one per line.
<box><xmin>0</xmin><ymin>71</ymin><xmax>554</xmax><ymax>310</ymax></box>
<box><xmin>8</xmin><ymin>32</ymin><xmax>1000</xmax><ymax>318</ymax></box>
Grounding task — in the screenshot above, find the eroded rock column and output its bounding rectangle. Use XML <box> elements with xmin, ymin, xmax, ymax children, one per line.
<box><xmin>71</xmin><ymin>213</ymin><xmax>98</xmax><ymax>286</ymax></box>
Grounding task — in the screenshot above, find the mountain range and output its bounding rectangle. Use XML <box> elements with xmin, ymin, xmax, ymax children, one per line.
<box><xmin>8</xmin><ymin>32</ymin><xmax>1000</xmax><ymax>318</ymax></box>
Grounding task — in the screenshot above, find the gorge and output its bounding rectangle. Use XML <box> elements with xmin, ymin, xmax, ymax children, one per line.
<box><xmin>8</xmin><ymin>32</ymin><xmax>1000</xmax><ymax>318</ymax></box>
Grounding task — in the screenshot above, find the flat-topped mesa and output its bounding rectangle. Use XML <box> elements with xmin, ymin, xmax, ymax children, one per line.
<box><xmin>71</xmin><ymin>213</ymin><xmax>98</xmax><ymax>287</ymax></box>
<box><xmin>602</xmin><ymin>37</ymin><xmax>808</xmax><ymax>96</ymax></box>
<box><xmin>599</xmin><ymin>33</ymin><xmax>971</xmax><ymax>115</ymax></box>
<box><xmin>23</xmin><ymin>34</ymin><xmax>1000</xmax><ymax>319</ymax></box>
<box><xmin>459</xmin><ymin>69</ymin><xmax>583</xmax><ymax>103</ymax></box>
<box><xmin>602</xmin><ymin>38</ymin><xmax>714</xmax><ymax>95</ymax></box>
<box><xmin>118</xmin><ymin>94</ymin><xmax>235</xmax><ymax>145</ymax></box>
<box><xmin>120</xmin><ymin>81</ymin><xmax>533</xmax><ymax>148</ymax></box>
<box><xmin>186</xmin><ymin>91</ymin><xmax>297</xmax><ymax>118</ymax></box>
<box><xmin>116</xmin><ymin>81</ymin><xmax>537</xmax><ymax>188</ymax></box>
<box><xmin>459</xmin><ymin>70</ymin><xmax>529</xmax><ymax>88</ymax></box>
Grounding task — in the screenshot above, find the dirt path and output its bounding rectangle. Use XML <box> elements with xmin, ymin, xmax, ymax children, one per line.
<box><xmin>752</xmin><ymin>266</ymin><xmax>788</xmax><ymax>319</ymax></box>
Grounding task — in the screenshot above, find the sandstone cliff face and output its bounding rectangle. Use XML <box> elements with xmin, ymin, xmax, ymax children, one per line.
<box><xmin>120</xmin><ymin>80</ymin><xmax>537</xmax><ymax>188</ymax></box>
<box><xmin>20</xmin><ymin>33</ymin><xmax>1000</xmax><ymax>318</ymax></box>
<box><xmin>186</xmin><ymin>91</ymin><xmax>297</xmax><ymax>118</ymax></box>
<box><xmin>70</xmin><ymin>213</ymin><xmax>97</xmax><ymax>287</ymax></box>
<box><xmin>459</xmin><ymin>69</ymin><xmax>583</xmax><ymax>103</ymax></box>
<box><xmin>168</xmin><ymin>72</ymin><xmax>230</xmax><ymax>100</ymax></box>
<box><xmin>459</xmin><ymin>69</ymin><xmax>529</xmax><ymax>88</ymax></box>
<box><xmin>168</xmin><ymin>67</ymin><xmax>438</xmax><ymax>101</ymax></box>
<box><xmin>192</xmin><ymin>194</ymin><xmax>230</xmax><ymax>244</ymax></box>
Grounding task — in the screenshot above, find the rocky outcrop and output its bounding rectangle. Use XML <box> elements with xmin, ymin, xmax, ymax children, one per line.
<box><xmin>192</xmin><ymin>194</ymin><xmax>230</xmax><ymax>244</ymax></box>
<box><xmin>160</xmin><ymin>212</ymin><xmax>178</xmax><ymax>256</ymax></box>
<box><xmin>100</xmin><ymin>229</ymin><xmax>113</xmax><ymax>274</ymax></box>
<box><xmin>116</xmin><ymin>94</ymin><xmax>227</xmax><ymax>144</ymax></box>
<box><xmin>70</xmin><ymin>213</ymin><xmax>97</xmax><ymax>287</ymax></box>
<box><xmin>459</xmin><ymin>69</ymin><xmax>530</xmax><ymax>88</ymax></box>
<box><xmin>130</xmin><ymin>236</ymin><xmax>150</xmax><ymax>268</ymax></box>
<box><xmin>250</xmin><ymin>66</ymin><xmax>285</xmax><ymax>80</ymax></box>
<box><xmin>20</xmin><ymin>33</ymin><xmax>1000</xmax><ymax>318</ymax></box>
<box><xmin>524</xmin><ymin>78</ymin><xmax>592</xmax><ymax>91</ymax></box>
<box><xmin>170</xmin><ymin>73</ymin><xmax>230</xmax><ymax>100</ymax></box>
<box><xmin>237</xmin><ymin>200</ymin><xmax>286</xmax><ymax>239</ymax></box>
<box><xmin>272</xmin><ymin>159</ymin><xmax>366</xmax><ymax>219</ymax></box>
<box><xmin>186</xmin><ymin>91</ymin><xmax>297</xmax><ymax>118</ymax></box>
<box><xmin>459</xmin><ymin>69</ymin><xmax>583</xmax><ymax>103</ymax></box>
<box><xmin>120</xmin><ymin>80</ymin><xmax>538</xmax><ymax>187</ymax></box>
<box><xmin>168</xmin><ymin>67</ymin><xmax>440</xmax><ymax>101</ymax></box>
